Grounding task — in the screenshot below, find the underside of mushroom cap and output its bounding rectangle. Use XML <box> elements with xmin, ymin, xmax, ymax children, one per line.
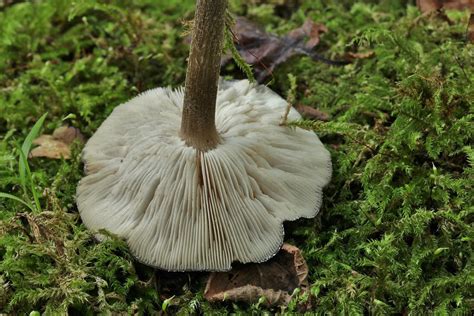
<box><xmin>76</xmin><ymin>79</ymin><xmax>331</xmax><ymax>271</ymax></box>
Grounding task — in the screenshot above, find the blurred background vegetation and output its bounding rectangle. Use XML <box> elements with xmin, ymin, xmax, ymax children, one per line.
<box><xmin>0</xmin><ymin>0</ymin><xmax>473</xmax><ymax>314</ymax></box>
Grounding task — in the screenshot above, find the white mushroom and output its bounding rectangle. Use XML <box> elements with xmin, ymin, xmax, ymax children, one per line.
<box><xmin>76</xmin><ymin>0</ymin><xmax>331</xmax><ymax>271</ymax></box>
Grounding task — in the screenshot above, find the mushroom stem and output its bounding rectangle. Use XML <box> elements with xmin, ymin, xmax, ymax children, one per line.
<box><xmin>180</xmin><ymin>0</ymin><xmax>227</xmax><ymax>151</ymax></box>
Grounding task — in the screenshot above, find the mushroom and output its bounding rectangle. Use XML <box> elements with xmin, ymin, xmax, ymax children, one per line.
<box><xmin>76</xmin><ymin>0</ymin><xmax>331</xmax><ymax>271</ymax></box>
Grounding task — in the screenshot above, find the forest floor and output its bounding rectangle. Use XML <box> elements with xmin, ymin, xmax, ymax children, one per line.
<box><xmin>0</xmin><ymin>0</ymin><xmax>473</xmax><ymax>314</ymax></box>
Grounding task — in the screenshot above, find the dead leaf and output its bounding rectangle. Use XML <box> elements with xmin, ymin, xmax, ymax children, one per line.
<box><xmin>295</xmin><ymin>104</ymin><xmax>330</xmax><ymax>121</ymax></box>
<box><xmin>468</xmin><ymin>13</ymin><xmax>474</xmax><ymax>42</ymax></box>
<box><xmin>417</xmin><ymin>0</ymin><xmax>474</xmax><ymax>13</ymax></box>
<box><xmin>30</xmin><ymin>126</ymin><xmax>85</xmax><ymax>159</ymax></box>
<box><xmin>204</xmin><ymin>243</ymin><xmax>309</xmax><ymax>306</ymax></box>
<box><xmin>443</xmin><ymin>0</ymin><xmax>474</xmax><ymax>10</ymax></box>
<box><xmin>417</xmin><ymin>0</ymin><xmax>443</xmax><ymax>12</ymax></box>
<box><xmin>225</xmin><ymin>17</ymin><xmax>328</xmax><ymax>82</ymax></box>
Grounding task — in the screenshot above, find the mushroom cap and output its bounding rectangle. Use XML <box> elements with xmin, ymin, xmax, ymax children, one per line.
<box><xmin>76</xmin><ymin>79</ymin><xmax>331</xmax><ymax>271</ymax></box>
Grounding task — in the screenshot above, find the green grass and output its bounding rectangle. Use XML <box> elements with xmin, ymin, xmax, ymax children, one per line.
<box><xmin>1</xmin><ymin>0</ymin><xmax>473</xmax><ymax>314</ymax></box>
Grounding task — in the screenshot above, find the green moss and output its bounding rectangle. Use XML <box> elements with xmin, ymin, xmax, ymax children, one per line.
<box><xmin>1</xmin><ymin>0</ymin><xmax>473</xmax><ymax>314</ymax></box>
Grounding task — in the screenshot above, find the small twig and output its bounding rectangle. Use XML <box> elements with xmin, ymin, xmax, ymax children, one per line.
<box><xmin>280</xmin><ymin>74</ymin><xmax>297</xmax><ymax>126</ymax></box>
<box><xmin>280</xmin><ymin>103</ymin><xmax>292</xmax><ymax>126</ymax></box>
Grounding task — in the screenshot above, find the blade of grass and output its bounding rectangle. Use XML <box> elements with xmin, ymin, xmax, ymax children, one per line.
<box><xmin>19</xmin><ymin>113</ymin><xmax>47</xmax><ymax>193</ymax></box>
<box><xmin>0</xmin><ymin>192</ymin><xmax>35</xmax><ymax>212</ymax></box>
<box><xmin>17</xmin><ymin>147</ymin><xmax>42</xmax><ymax>213</ymax></box>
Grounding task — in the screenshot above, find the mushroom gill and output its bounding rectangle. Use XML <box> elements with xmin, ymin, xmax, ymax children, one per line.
<box><xmin>77</xmin><ymin>80</ymin><xmax>331</xmax><ymax>271</ymax></box>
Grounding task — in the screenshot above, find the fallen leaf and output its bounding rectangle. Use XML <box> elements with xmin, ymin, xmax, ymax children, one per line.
<box><xmin>417</xmin><ymin>0</ymin><xmax>443</xmax><ymax>12</ymax></box>
<box><xmin>295</xmin><ymin>104</ymin><xmax>330</xmax><ymax>121</ymax></box>
<box><xmin>225</xmin><ymin>17</ymin><xmax>329</xmax><ymax>82</ymax></box>
<box><xmin>204</xmin><ymin>243</ymin><xmax>308</xmax><ymax>306</ymax></box>
<box><xmin>417</xmin><ymin>0</ymin><xmax>474</xmax><ymax>13</ymax></box>
<box><xmin>30</xmin><ymin>126</ymin><xmax>85</xmax><ymax>159</ymax></box>
<box><xmin>443</xmin><ymin>0</ymin><xmax>474</xmax><ymax>10</ymax></box>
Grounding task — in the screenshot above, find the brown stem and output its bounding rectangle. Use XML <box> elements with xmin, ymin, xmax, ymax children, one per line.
<box><xmin>180</xmin><ymin>0</ymin><xmax>227</xmax><ymax>151</ymax></box>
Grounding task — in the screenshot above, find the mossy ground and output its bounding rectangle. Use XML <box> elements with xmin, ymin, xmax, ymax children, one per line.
<box><xmin>1</xmin><ymin>0</ymin><xmax>473</xmax><ymax>314</ymax></box>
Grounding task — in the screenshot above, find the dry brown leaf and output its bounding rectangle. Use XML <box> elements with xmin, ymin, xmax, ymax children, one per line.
<box><xmin>225</xmin><ymin>17</ymin><xmax>328</xmax><ymax>82</ymax></box>
<box><xmin>417</xmin><ymin>0</ymin><xmax>474</xmax><ymax>13</ymax></box>
<box><xmin>204</xmin><ymin>243</ymin><xmax>308</xmax><ymax>306</ymax></box>
<box><xmin>30</xmin><ymin>126</ymin><xmax>85</xmax><ymax>159</ymax></box>
<box><xmin>295</xmin><ymin>104</ymin><xmax>330</xmax><ymax>121</ymax></box>
<box><xmin>417</xmin><ymin>0</ymin><xmax>443</xmax><ymax>12</ymax></box>
<box><xmin>443</xmin><ymin>0</ymin><xmax>474</xmax><ymax>10</ymax></box>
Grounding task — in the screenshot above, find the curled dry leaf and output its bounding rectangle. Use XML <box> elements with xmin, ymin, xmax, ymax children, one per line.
<box><xmin>30</xmin><ymin>126</ymin><xmax>85</xmax><ymax>159</ymax></box>
<box><xmin>295</xmin><ymin>104</ymin><xmax>330</xmax><ymax>121</ymax></box>
<box><xmin>224</xmin><ymin>17</ymin><xmax>328</xmax><ymax>82</ymax></box>
<box><xmin>204</xmin><ymin>243</ymin><xmax>308</xmax><ymax>306</ymax></box>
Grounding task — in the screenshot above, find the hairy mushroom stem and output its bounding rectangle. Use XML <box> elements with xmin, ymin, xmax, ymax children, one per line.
<box><xmin>77</xmin><ymin>0</ymin><xmax>332</xmax><ymax>272</ymax></box>
<box><xmin>180</xmin><ymin>0</ymin><xmax>227</xmax><ymax>151</ymax></box>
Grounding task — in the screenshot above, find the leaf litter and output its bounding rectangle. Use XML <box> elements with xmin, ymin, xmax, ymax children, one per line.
<box><xmin>204</xmin><ymin>244</ymin><xmax>309</xmax><ymax>306</ymax></box>
<box><xmin>416</xmin><ymin>0</ymin><xmax>474</xmax><ymax>12</ymax></box>
<box><xmin>30</xmin><ymin>126</ymin><xmax>85</xmax><ymax>159</ymax></box>
<box><xmin>223</xmin><ymin>17</ymin><xmax>339</xmax><ymax>83</ymax></box>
